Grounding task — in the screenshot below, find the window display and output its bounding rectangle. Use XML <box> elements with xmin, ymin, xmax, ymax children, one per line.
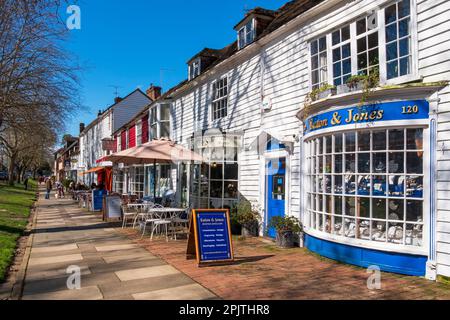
<box><xmin>190</xmin><ymin>135</ymin><xmax>240</xmax><ymax>209</ymax></box>
<box><xmin>306</xmin><ymin>128</ymin><xmax>425</xmax><ymax>248</ymax></box>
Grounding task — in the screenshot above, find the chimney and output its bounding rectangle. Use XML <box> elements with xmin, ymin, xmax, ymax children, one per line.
<box><xmin>98</xmin><ymin>110</ymin><xmax>103</xmax><ymax>117</ymax></box>
<box><xmin>79</xmin><ymin>123</ymin><xmax>85</xmax><ymax>134</ymax></box>
<box><xmin>146</xmin><ymin>84</ymin><xmax>162</xmax><ymax>101</ymax></box>
<box><xmin>114</xmin><ymin>97</ymin><xmax>123</xmax><ymax>104</ymax></box>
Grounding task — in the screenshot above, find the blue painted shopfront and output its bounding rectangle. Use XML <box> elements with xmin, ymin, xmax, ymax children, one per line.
<box><xmin>305</xmin><ymin>234</ymin><xmax>427</xmax><ymax>276</ymax></box>
<box><xmin>303</xmin><ymin>100</ymin><xmax>430</xmax><ymax>276</ymax></box>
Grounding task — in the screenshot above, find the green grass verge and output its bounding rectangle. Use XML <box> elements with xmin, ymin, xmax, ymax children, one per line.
<box><xmin>0</xmin><ymin>180</ymin><xmax>37</xmax><ymax>282</ymax></box>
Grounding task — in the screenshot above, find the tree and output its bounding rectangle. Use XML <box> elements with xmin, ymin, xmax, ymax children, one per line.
<box><xmin>0</xmin><ymin>0</ymin><xmax>81</xmax><ymax>185</ymax></box>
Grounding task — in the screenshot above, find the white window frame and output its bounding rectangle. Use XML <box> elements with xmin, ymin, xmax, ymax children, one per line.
<box><xmin>210</xmin><ymin>74</ymin><xmax>229</xmax><ymax>122</ymax></box>
<box><xmin>308</xmin><ymin>0</ymin><xmax>418</xmax><ymax>91</ymax></box>
<box><xmin>117</xmin><ymin>134</ymin><xmax>121</xmax><ymax>152</ymax></box>
<box><xmin>238</xmin><ymin>18</ymin><xmax>255</xmax><ymax>49</ymax></box>
<box><xmin>302</xmin><ymin>120</ymin><xmax>429</xmax><ymax>256</ymax></box>
<box><xmin>149</xmin><ymin>104</ymin><xmax>172</xmax><ymax>140</ymax></box>
<box><xmin>159</xmin><ymin>103</ymin><xmax>171</xmax><ymax>139</ymax></box>
<box><xmin>189</xmin><ymin>58</ymin><xmax>201</xmax><ymax>80</ymax></box>
<box><xmin>136</xmin><ymin>119</ymin><xmax>142</xmax><ymax>146</ymax></box>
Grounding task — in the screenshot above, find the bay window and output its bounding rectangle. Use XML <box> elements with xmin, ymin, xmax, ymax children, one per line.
<box><xmin>309</xmin><ymin>0</ymin><xmax>415</xmax><ymax>89</ymax></box>
<box><xmin>305</xmin><ymin>127</ymin><xmax>425</xmax><ymax>248</ymax></box>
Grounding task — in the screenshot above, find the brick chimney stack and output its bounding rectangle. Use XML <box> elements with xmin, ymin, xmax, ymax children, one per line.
<box><xmin>114</xmin><ymin>97</ymin><xmax>123</xmax><ymax>104</ymax></box>
<box><xmin>79</xmin><ymin>123</ymin><xmax>85</xmax><ymax>134</ymax></box>
<box><xmin>146</xmin><ymin>84</ymin><xmax>162</xmax><ymax>101</ymax></box>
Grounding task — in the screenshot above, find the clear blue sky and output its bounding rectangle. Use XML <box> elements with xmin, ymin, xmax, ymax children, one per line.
<box><xmin>63</xmin><ymin>0</ymin><xmax>288</xmax><ymax>138</ymax></box>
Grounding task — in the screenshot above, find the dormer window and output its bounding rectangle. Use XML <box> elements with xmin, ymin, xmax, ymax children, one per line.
<box><xmin>238</xmin><ymin>19</ymin><xmax>255</xmax><ymax>49</ymax></box>
<box><xmin>189</xmin><ymin>59</ymin><xmax>201</xmax><ymax>80</ymax></box>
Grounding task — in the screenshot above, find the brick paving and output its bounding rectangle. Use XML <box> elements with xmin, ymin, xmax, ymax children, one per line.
<box><xmin>120</xmin><ymin>229</ymin><xmax>450</xmax><ymax>300</ymax></box>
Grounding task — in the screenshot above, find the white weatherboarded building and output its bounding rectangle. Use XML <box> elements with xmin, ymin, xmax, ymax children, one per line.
<box><xmin>157</xmin><ymin>0</ymin><xmax>450</xmax><ymax>281</ymax></box>
<box><xmin>79</xmin><ymin>89</ymin><xmax>151</xmax><ymax>187</ymax></box>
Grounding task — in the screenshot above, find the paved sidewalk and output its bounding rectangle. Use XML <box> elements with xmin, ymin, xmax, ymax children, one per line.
<box><xmin>120</xmin><ymin>230</ymin><xmax>450</xmax><ymax>300</ymax></box>
<box><xmin>19</xmin><ymin>188</ymin><xmax>216</xmax><ymax>300</ymax></box>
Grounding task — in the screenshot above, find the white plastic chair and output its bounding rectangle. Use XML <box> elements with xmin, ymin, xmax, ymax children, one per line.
<box><xmin>122</xmin><ymin>204</ymin><xmax>139</xmax><ymax>229</ymax></box>
<box><xmin>133</xmin><ymin>202</ymin><xmax>155</xmax><ymax>229</ymax></box>
<box><xmin>170</xmin><ymin>208</ymin><xmax>190</xmax><ymax>240</ymax></box>
<box><xmin>148</xmin><ymin>205</ymin><xmax>172</xmax><ymax>242</ymax></box>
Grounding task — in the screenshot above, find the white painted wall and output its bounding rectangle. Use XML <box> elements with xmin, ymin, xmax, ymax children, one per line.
<box><xmin>169</xmin><ymin>0</ymin><xmax>450</xmax><ymax>278</ymax></box>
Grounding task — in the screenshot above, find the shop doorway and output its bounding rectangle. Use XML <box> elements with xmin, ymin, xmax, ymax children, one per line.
<box><xmin>266</xmin><ymin>157</ymin><xmax>286</xmax><ymax>238</ymax></box>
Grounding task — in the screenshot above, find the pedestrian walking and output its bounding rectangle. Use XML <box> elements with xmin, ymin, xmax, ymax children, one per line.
<box><xmin>24</xmin><ymin>177</ymin><xmax>29</xmax><ymax>190</ymax></box>
<box><xmin>45</xmin><ymin>178</ymin><xmax>52</xmax><ymax>200</ymax></box>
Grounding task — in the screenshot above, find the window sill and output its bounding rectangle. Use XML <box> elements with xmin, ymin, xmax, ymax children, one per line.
<box><xmin>297</xmin><ymin>81</ymin><xmax>447</xmax><ymax>120</ymax></box>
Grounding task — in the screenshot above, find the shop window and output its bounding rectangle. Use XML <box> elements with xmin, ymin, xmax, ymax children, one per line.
<box><xmin>130</xmin><ymin>166</ymin><xmax>145</xmax><ymax>198</ymax></box>
<box><xmin>212</xmin><ymin>77</ymin><xmax>228</xmax><ymax>121</ymax></box>
<box><xmin>306</xmin><ymin>127</ymin><xmax>425</xmax><ymax>248</ymax></box>
<box><xmin>113</xmin><ymin>171</ymin><xmax>124</xmax><ymax>194</ymax></box>
<box><xmin>190</xmin><ymin>134</ymin><xmax>240</xmax><ymax>210</ymax></box>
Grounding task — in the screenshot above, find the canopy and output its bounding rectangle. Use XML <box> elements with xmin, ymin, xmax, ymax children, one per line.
<box><xmin>104</xmin><ymin>139</ymin><xmax>203</xmax><ymax>165</ymax></box>
<box><xmin>78</xmin><ymin>167</ymin><xmax>106</xmax><ymax>176</ymax></box>
<box><xmin>104</xmin><ymin>139</ymin><xmax>203</xmax><ymax>200</ymax></box>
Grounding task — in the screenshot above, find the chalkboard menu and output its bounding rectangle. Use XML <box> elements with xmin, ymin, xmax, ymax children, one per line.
<box><xmin>187</xmin><ymin>209</ymin><xmax>234</xmax><ymax>265</ymax></box>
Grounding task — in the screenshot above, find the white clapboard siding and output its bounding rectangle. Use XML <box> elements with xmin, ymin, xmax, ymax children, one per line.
<box><xmin>168</xmin><ymin>0</ymin><xmax>450</xmax><ymax>277</ymax></box>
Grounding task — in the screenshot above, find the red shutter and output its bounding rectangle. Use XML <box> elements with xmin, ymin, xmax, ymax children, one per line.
<box><xmin>121</xmin><ymin>130</ymin><xmax>127</xmax><ymax>150</ymax></box>
<box><xmin>142</xmin><ymin>115</ymin><xmax>149</xmax><ymax>144</ymax></box>
<box><xmin>113</xmin><ymin>135</ymin><xmax>117</xmax><ymax>153</ymax></box>
<box><xmin>129</xmin><ymin>124</ymin><xmax>136</xmax><ymax>148</ymax></box>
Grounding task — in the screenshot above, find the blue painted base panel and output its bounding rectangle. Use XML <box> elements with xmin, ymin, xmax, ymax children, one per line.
<box><xmin>305</xmin><ymin>234</ymin><xmax>427</xmax><ymax>276</ymax></box>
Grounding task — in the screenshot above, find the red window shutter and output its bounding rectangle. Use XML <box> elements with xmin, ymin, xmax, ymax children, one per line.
<box><xmin>121</xmin><ymin>130</ymin><xmax>126</xmax><ymax>150</ymax></box>
<box><xmin>129</xmin><ymin>125</ymin><xmax>136</xmax><ymax>148</ymax></box>
<box><xmin>113</xmin><ymin>135</ymin><xmax>117</xmax><ymax>153</ymax></box>
<box><xmin>142</xmin><ymin>115</ymin><xmax>149</xmax><ymax>144</ymax></box>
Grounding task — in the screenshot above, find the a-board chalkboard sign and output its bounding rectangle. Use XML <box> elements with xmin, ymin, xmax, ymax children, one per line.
<box><xmin>186</xmin><ymin>209</ymin><xmax>234</xmax><ymax>265</ymax></box>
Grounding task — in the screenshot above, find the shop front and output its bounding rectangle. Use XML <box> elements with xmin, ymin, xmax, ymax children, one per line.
<box><xmin>189</xmin><ymin>131</ymin><xmax>241</xmax><ymax>211</ymax></box>
<box><xmin>301</xmin><ymin>98</ymin><xmax>434</xmax><ymax>276</ymax></box>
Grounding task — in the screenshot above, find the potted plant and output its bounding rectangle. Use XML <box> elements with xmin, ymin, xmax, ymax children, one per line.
<box><xmin>235</xmin><ymin>199</ymin><xmax>261</xmax><ymax>237</ymax></box>
<box><xmin>310</xmin><ymin>83</ymin><xmax>336</xmax><ymax>101</ymax></box>
<box><xmin>269</xmin><ymin>215</ymin><xmax>303</xmax><ymax>248</ymax></box>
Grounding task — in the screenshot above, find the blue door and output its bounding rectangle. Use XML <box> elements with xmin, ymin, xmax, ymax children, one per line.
<box><xmin>266</xmin><ymin>158</ymin><xmax>286</xmax><ymax>238</ymax></box>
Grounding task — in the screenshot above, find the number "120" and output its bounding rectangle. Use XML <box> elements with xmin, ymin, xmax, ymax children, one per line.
<box><xmin>402</xmin><ymin>105</ymin><xmax>419</xmax><ymax>114</ymax></box>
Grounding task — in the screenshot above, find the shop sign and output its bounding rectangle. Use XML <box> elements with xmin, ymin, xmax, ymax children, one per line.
<box><xmin>186</xmin><ymin>209</ymin><xmax>234</xmax><ymax>265</ymax></box>
<box><xmin>102</xmin><ymin>139</ymin><xmax>115</xmax><ymax>151</ymax></box>
<box><xmin>304</xmin><ymin>100</ymin><xmax>429</xmax><ymax>135</ymax></box>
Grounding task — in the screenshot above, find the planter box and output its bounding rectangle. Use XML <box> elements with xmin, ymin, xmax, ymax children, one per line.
<box><xmin>337</xmin><ymin>82</ymin><xmax>364</xmax><ymax>95</ymax></box>
<box><xmin>316</xmin><ymin>88</ymin><xmax>337</xmax><ymax>100</ymax></box>
<box><xmin>275</xmin><ymin>230</ymin><xmax>296</xmax><ymax>248</ymax></box>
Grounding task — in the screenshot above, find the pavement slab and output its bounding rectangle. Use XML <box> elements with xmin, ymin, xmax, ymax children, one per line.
<box><xmin>132</xmin><ymin>283</ymin><xmax>217</xmax><ymax>300</ymax></box>
<box><xmin>17</xmin><ymin>188</ymin><xmax>215</xmax><ymax>300</ymax></box>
